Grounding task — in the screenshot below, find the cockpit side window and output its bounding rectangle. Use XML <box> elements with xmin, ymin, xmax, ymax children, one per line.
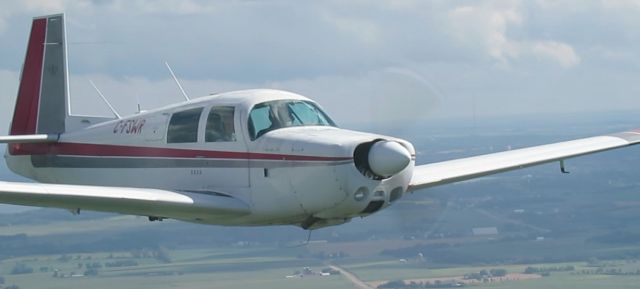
<box><xmin>248</xmin><ymin>104</ymin><xmax>272</xmax><ymax>141</ymax></box>
<box><xmin>248</xmin><ymin>100</ymin><xmax>336</xmax><ymax>140</ymax></box>
<box><xmin>167</xmin><ymin>107</ymin><xmax>203</xmax><ymax>143</ymax></box>
<box><xmin>205</xmin><ymin>106</ymin><xmax>236</xmax><ymax>142</ymax></box>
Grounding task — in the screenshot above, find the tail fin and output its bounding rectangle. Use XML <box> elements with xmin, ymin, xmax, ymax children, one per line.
<box><xmin>10</xmin><ymin>14</ymin><xmax>68</xmax><ymax>136</ymax></box>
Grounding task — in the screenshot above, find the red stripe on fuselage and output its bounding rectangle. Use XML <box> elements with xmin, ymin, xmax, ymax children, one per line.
<box><xmin>10</xmin><ymin>18</ymin><xmax>47</xmax><ymax>136</ymax></box>
<box><xmin>9</xmin><ymin>142</ymin><xmax>352</xmax><ymax>162</ymax></box>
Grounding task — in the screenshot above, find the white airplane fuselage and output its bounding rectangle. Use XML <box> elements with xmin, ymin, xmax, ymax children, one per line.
<box><xmin>5</xmin><ymin>14</ymin><xmax>640</xmax><ymax>231</ymax></box>
<box><xmin>5</xmin><ymin>89</ymin><xmax>415</xmax><ymax>229</ymax></box>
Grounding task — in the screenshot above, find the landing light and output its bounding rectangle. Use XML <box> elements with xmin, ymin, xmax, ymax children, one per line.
<box><xmin>354</xmin><ymin>187</ymin><xmax>368</xmax><ymax>201</ymax></box>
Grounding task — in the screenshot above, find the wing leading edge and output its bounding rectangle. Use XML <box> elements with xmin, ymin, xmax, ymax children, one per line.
<box><xmin>0</xmin><ymin>181</ymin><xmax>250</xmax><ymax>221</ymax></box>
<box><xmin>409</xmin><ymin>130</ymin><xmax>640</xmax><ymax>191</ymax></box>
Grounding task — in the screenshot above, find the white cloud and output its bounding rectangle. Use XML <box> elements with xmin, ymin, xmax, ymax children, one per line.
<box><xmin>448</xmin><ymin>2</ymin><xmax>523</xmax><ymax>66</ymax></box>
<box><xmin>532</xmin><ymin>41</ymin><xmax>581</xmax><ymax>68</ymax></box>
<box><xmin>447</xmin><ymin>2</ymin><xmax>584</xmax><ymax>69</ymax></box>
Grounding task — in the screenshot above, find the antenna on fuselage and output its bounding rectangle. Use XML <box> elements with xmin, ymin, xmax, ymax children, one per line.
<box><xmin>89</xmin><ymin>80</ymin><xmax>122</xmax><ymax>119</ymax></box>
<box><xmin>134</xmin><ymin>94</ymin><xmax>144</xmax><ymax>114</ymax></box>
<box><xmin>164</xmin><ymin>61</ymin><xmax>190</xmax><ymax>101</ymax></box>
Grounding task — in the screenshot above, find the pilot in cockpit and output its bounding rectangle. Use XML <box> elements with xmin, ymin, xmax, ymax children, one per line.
<box><xmin>275</xmin><ymin>104</ymin><xmax>294</xmax><ymax>126</ymax></box>
<box><xmin>250</xmin><ymin>100</ymin><xmax>336</xmax><ymax>140</ymax></box>
<box><xmin>260</xmin><ymin>105</ymin><xmax>282</xmax><ymax>137</ymax></box>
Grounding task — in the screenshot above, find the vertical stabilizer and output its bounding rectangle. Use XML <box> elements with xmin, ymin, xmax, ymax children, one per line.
<box><xmin>10</xmin><ymin>14</ymin><xmax>67</xmax><ymax>136</ymax></box>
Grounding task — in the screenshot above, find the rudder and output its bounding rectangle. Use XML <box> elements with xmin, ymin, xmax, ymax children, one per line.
<box><xmin>10</xmin><ymin>14</ymin><xmax>67</xmax><ymax>136</ymax></box>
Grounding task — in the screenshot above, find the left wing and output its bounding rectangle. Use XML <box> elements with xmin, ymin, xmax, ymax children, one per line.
<box><xmin>0</xmin><ymin>181</ymin><xmax>250</xmax><ymax>220</ymax></box>
<box><xmin>409</xmin><ymin>130</ymin><xmax>640</xmax><ymax>191</ymax></box>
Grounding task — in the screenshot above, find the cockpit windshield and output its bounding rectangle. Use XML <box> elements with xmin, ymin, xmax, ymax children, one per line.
<box><xmin>248</xmin><ymin>100</ymin><xmax>336</xmax><ymax>140</ymax></box>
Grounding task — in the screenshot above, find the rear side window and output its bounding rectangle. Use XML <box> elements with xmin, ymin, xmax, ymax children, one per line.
<box><xmin>205</xmin><ymin>106</ymin><xmax>236</xmax><ymax>142</ymax></box>
<box><xmin>167</xmin><ymin>107</ymin><xmax>203</xmax><ymax>143</ymax></box>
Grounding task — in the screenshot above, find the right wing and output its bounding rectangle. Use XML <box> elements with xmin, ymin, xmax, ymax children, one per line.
<box><xmin>409</xmin><ymin>130</ymin><xmax>640</xmax><ymax>191</ymax></box>
<box><xmin>0</xmin><ymin>181</ymin><xmax>250</xmax><ymax>220</ymax></box>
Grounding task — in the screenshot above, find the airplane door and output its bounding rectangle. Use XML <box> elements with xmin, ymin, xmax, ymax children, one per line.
<box><xmin>245</xmin><ymin>104</ymin><xmax>306</xmax><ymax>218</ymax></box>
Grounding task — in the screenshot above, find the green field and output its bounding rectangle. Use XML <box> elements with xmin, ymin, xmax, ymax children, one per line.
<box><xmin>3</xmin><ymin>242</ymin><xmax>640</xmax><ymax>289</ymax></box>
<box><xmin>0</xmin><ymin>246</ymin><xmax>352</xmax><ymax>289</ymax></box>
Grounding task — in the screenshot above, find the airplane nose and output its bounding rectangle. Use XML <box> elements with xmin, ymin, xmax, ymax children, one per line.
<box><xmin>368</xmin><ymin>141</ymin><xmax>411</xmax><ymax>178</ymax></box>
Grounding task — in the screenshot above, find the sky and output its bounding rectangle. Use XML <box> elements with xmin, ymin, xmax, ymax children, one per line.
<box><xmin>1</xmin><ymin>0</ymin><xmax>640</xmax><ymax>131</ymax></box>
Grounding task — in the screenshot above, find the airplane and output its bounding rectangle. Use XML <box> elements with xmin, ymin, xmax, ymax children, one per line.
<box><xmin>1</xmin><ymin>14</ymin><xmax>639</xmax><ymax>230</ymax></box>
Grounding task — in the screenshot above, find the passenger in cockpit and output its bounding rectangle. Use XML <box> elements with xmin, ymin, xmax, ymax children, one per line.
<box><xmin>258</xmin><ymin>105</ymin><xmax>281</xmax><ymax>138</ymax></box>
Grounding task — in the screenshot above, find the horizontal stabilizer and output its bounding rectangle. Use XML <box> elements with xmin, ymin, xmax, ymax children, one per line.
<box><xmin>0</xmin><ymin>134</ymin><xmax>59</xmax><ymax>143</ymax></box>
